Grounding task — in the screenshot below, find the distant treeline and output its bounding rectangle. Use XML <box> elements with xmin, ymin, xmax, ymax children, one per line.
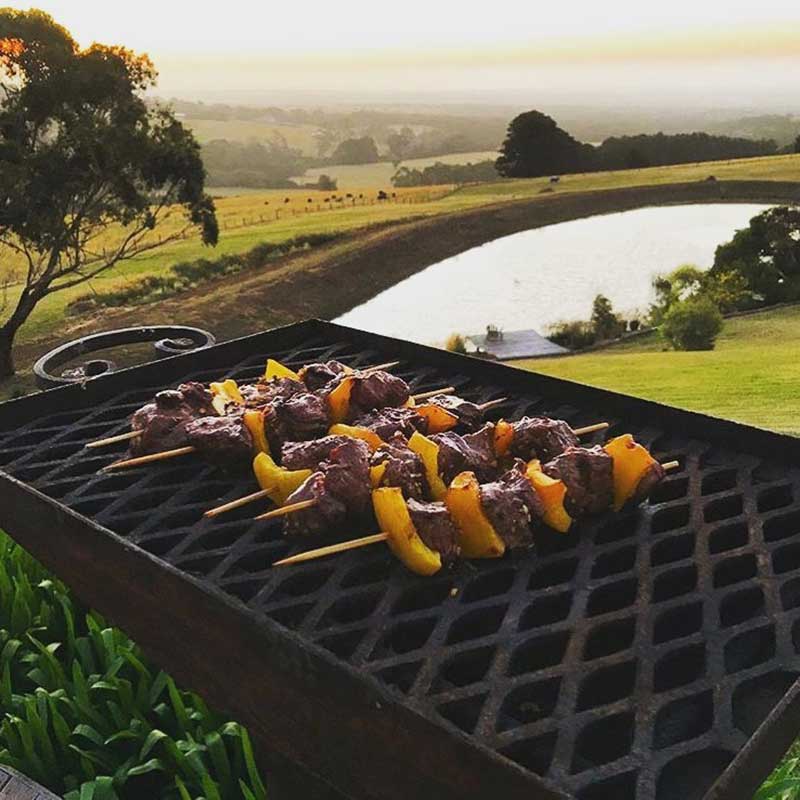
<box><xmin>495</xmin><ymin>111</ymin><xmax>782</xmax><ymax>179</ymax></box>
<box><xmin>392</xmin><ymin>160</ymin><xmax>499</xmax><ymax>187</ymax></box>
<box><xmin>595</xmin><ymin>132</ymin><xmax>777</xmax><ymax>170</ymax></box>
<box><xmin>202</xmin><ymin>138</ymin><xmax>306</xmax><ymax>188</ymax></box>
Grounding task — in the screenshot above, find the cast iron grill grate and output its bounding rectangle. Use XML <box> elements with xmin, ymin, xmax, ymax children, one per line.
<box><xmin>1</xmin><ymin>321</ymin><xmax>800</xmax><ymax>800</ymax></box>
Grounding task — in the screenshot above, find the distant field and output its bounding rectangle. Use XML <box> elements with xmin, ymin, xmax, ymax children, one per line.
<box><xmin>294</xmin><ymin>150</ymin><xmax>499</xmax><ymax>189</ymax></box>
<box><xmin>513</xmin><ymin>305</ymin><xmax>800</xmax><ymax>435</ymax></box>
<box><xmin>2</xmin><ymin>151</ymin><xmax>799</xmax><ymax>371</ymax></box>
<box><xmin>182</xmin><ymin>117</ymin><xmax>320</xmax><ymax>154</ymax></box>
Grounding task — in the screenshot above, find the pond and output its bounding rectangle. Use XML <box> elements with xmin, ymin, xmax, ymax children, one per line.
<box><xmin>336</xmin><ymin>203</ymin><xmax>772</xmax><ymax>345</ymax></box>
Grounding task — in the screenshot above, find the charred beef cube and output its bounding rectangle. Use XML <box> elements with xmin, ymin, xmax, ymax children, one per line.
<box><xmin>479</xmin><ymin>461</ymin><xmax>543</xmax><ymax>549</ymax></box>
<box><xmin>282</xmin><ymin>438</ymin><xmax>372</xmax><ymax>538</ymax></box>
<box><xmin>240</xmin><ymin>377</ymin><xmax>304</xmax><ymax>408</ymax></box>
<box><xmin>353</xmin><ymin>407</ymin><xmax>427</xmax><ymax>440</ymax></box>
<box><xmin>347</xmin><ymin>371</ymin><xmax>410</xmax><ymax>418</ymax></box>
<box><xmin>632</xmin><ymin>461</ymin><xmax>667</xmax><ymax>505</ymax></box>
<box><xmin>265</xmin><ymin>392</ymin><xmax>330</xmax><ymax>451</ymax></box>
<box><xmin>283</xmin><ymin>473</ymin><xmax>347</xmax><ymax>538</ymax></box>
<box><xmin>281</xmin><ymin>435</ymin><xmax>352</xmax><ymax>471</ymax></box>
<box><xmin>544</xmin><ymin>445</ymin><xmax>613</xmax><ymax>516</ymax></box>
<box><xmin>322</xmin><ymin>438</ymin><xmax>373</xmax><ymax>518</ymax></box>
<box><xmin>432</xmin><ymin>423</ymin><xmax>498</xmax><ymax>484</ymax></box>
<box><xmin>299</xmin><ymin>360</ymin><xmax>350</xmax><ymax>393</ymax></box>
<box><xmin>130</xmin><ymin>383</ymin><xmax>213</xmax><ymax>455</ymax></box>
<box><xmin>176</xmin><ymin>382</ymin><xmax>215</xmax><ymax>414</ymax></box>
<box><xmin>371</xmin><ymin>433</ymin><xmax>427</xmax><ymax>500</ymax></box>
<box><xmin>509</xmin><ymin>417</ymin><xmax>578</xmax><ymax>462</ymax></box>
<box><xmin>184</xmin><ymin>416</ymin><xmax>253</xmax><ymax>462</ymax></box>
<box><xmin>428</xmin><ymin>394</ymin><xmax>483</xmax><ymax>431</ymax></box>
<box><xmin>406</xmin><ymin>499</ymin><xmax>461</xmax><ymax>563</ymax></box>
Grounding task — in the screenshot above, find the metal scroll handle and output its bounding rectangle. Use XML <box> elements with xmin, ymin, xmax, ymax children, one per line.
<box><xmin>33</xmin><ymin>326</ymin><xmax>216</xmax><ymax>389</ymax></box>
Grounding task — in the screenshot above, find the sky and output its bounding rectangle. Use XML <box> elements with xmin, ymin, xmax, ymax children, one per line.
<box><xmin>6</xmin><ymin>1</ymin><xmax>800</xmax><ymax>107</ymax></box>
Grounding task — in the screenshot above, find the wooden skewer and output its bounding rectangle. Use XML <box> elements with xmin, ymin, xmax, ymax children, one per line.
<box><xmin>362</xmin><ymin>361</ymin><xmax>400</xmax><ymax>373</ymax></box>
<box><xmin>205</xmin><ymin>488</ymin><xmax>271</xmax><ymax>518</ymax></box>
<box><xmin>256</xmin><ymin>498</ymin><xmax>318</xmax><ymax>521</ymax></box>
<box><xmin>573</xmin><ymin>422</ymin><xmax>610</xmax><ymax>436</ymax></box>
<box><xmin>412</xmin><ymin>386</ymin><xmax>456</xmax><ymax>402</ymax></box>
<box><xmin>273</xmin><ymin>533</ymin><xmax>389</xmax><ymax>566</ymax></box>
<box><xmin>273</xmin><ymin>459</ymin><xmax>683</xmax><ymax>566</ymax></box>
<box><xmin>85</xmin><ymin>430</ymin><xmax>141</xmax><ymax>449</ymax></box>
<box><xmin>104</xmin><ymin>446</ymin><xmax>196</xmax><ymax>470</ymax></box>
<box><xmin>477</xmin><ymin>397</ymin><xmax>507</xmax><ymax>411</ymax></box>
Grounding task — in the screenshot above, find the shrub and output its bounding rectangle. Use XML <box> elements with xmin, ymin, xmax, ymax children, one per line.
<box><xmin>661</xmin><ymin>297</ymin><xmax>724</xmax><ymax>351</ymax></box>
<box><xmin>547</xmin><ymin>320</ymin><xmax>596</xmax><ymax>350</ymax></box>
<box><xmin>590</xmin><ymin>294</ymin><xmax>623</xmax><ymax>340</ymax></box>
<box><xmin>445</xmin><ymin>333</ymin><xmax>468</xmax><ymax>354</ymax></box>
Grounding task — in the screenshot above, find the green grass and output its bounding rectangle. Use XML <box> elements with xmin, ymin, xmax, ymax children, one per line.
<box><xmin>513</xmin><ymin>305</ymin><xmax>800</xmax><ymax>435</ymax></box>
<box><xmin>295</xmin><ymin>150</ymin><xmax>499</xmax><ymax>189</ymax></box>
<box><xmin>0</xmin><ymin>532</ymin><xmax>267</xmax><ymax>799</ymax></box>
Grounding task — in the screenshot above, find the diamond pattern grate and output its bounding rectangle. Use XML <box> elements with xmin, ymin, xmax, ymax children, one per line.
<box><xmin>1</xmin><ymin>324</ymin><xmax>800</xmax><ymax>800</ymax></box>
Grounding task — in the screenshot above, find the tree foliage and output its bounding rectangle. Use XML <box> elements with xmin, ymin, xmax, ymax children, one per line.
<box><xmin>711</xmin><ymin>206</ymin><xmax>800</xmax><ymax>305</ymax></box>
<box><xmin>0</xmin><ymin>9</ymin><xmax>217</xmax><ymax>378</ymax></box>
<box><xmin>201</xmin><ymin>137</ymin><xmax>305</xmax><ymax>188</ymax></box>
<box><xmin>392</xmin><ymin>160</ymin><xmax>499</xmax><ymax>187</ymax></box>
<box><xmin>661</xmin><ymin>297</ymin><xmax>723</xmax><ymax>351</ymax></box>
<box><xmin>590</xmin><ymin>294</ymin><xmax>624</xmax><ymax>339</ymax></box>
<box><xmin>495</xmin><ymin>111</ymin><xmax>594</xmax><ymax>178</ymax></box>
<box><xmin>329</xmin><ymin>136</ymin><xmax>380</xmax><ymax>165</ymax></box>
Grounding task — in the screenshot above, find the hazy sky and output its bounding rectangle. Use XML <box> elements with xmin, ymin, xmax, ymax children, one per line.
<box><xmin>7</xmin><ymin>1</ymin><xmax>800</xmax><ymax>106</ymax></box>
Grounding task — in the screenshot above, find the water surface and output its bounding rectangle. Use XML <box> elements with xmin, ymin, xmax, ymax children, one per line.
<box><xmin>336</xmin><ymin>204</ymin><xmax>771</xmax><ymax>345</ymax></box>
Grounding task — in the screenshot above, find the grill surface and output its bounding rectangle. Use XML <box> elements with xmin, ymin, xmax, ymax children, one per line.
<box><xmin>2</xmin><ymin>320</ymin><xmax>800</xmax><ymax>800</ymax></box>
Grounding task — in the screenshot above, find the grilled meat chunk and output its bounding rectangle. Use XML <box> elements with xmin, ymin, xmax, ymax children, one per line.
<box><xmin>347</xmin><ymin>371</ymin><xmax>410</xmax><ymax>418</ymax></box>
<box><xmin>509</xmin><ymin>417</ymin><xmax>578</xmax><ymax>462</ymax></box>
<box><xmin>281</xmin><ymin>435</ymin><xmax>352</xmax><ymax>471</ymax></box>
<box><xmin>406</xmin><ymin>499</ymin><xmax>461</xmax><ymax>563</ymax></box>
<box><xmin>479</xmin><ymin>461</ymin><xmax>543</xmax><ymax>549</ymax></box>
<box><xmin>299</xmin><ymin>360</ymin><xmax>350</xmax><ymax>393</ymax></box>
<box><xmin>428</xmin><ymin>394</ymin><xmax>483</xmax><ymax>431</ymax></box>
<box><xmin>283</xmin><ymin>438</ymin><xmax>373</xmax><ymax>537</ymax></box>
<box><xmin>130</xmin><ymin>382</ymin><xmax>214</xmax><ymax>455</ymax></box>
<box><xmin>632</xmin><ymin>461</ymin><xmax>667</xmax><ymax>506</ymax></box>
<box><xmin>265</xmin><ymin>392</ymin><xmax>330</xmax><ymax>451</ymax></box>
<box><xmin>371</xmin><ymin>433</ymin><xmax>427</xmax><ymax>500</ymax></box>
<box><xmin>240</xmin><ymin>377</ymin><xmax>304</xmax><ymax>408</ymax></box>
<box><xmin>352</xmin><ymin>406</ymin><xmax>427</xmax><ymax>440</ymax></box>
<box><xmin>432</xmin><ymin>423</ymin><xmax>498</xmax><ymax>484</ymax></box>
<box><xmin>544</xmin><ymin>445</ymin><xmax>613</xmax><ymax>516</ymax></box>
<box><xmin>184</xmin><ymin>416</ymin><xmax>253</xmax><ymax>461</ymax></box>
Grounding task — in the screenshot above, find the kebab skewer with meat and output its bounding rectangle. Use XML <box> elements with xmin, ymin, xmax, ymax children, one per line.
<box><xmin>272</xmin><ymin>433</ymin><xmax>678</xmax><ymax>573</ymax></box>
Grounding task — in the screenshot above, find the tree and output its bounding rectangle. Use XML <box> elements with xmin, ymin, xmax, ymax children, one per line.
<box><xmin>316</xmin><ymin>174</ymin><xmax>337</xmax><ymax>191</ymax></box>
<box><xmin>329</xmin><ymin>136</ymin><xmax>380</xmax><ymax>165</ymax></box>
<box><xmin>590</xmin><ymin>294</ymin><xmax>622</xmax><ymax>340</ymax></box>
<box><xmin>495</xmin><ymin>111</ymin><xmax>594</xmax><ymax>178</ymax></box>
<box><xmin>794</xmin><ymin>134</ymin><xmax>800</xmax><ymax>154</ymax></box>
<box><xmin>386</xmin><ymin>130</ymin><xmax>412</xmax><ymax>166</ymax></box>
<box><xmin>0</xmin><ymin>10</ymin><xmax>217</xmax><ymax>379</ymax></box>
<box><xmin>661</xmin><ymin>297</ymin><xmax>723</xmax><ymax>351</ymax></box>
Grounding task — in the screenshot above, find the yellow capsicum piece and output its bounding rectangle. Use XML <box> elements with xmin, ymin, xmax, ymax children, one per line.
<box><xmin>525</xmin><ymin>459</ymin><xmax>572</xmax><ymax>533</ymax></box>
<box><xmin>328</xmin><ymin>423</ymin><xmax>384</xmax><ymax>451</ymax></box>
<box><xmin>494</xmin><ymin>419</ymin><xmax>514</xmax><ymax>456</ymax></box>
<box><xmin>445</xmin><ymin>471</ymin><xmax>506</xmax><ymax>559</ymax></box>
<box><xmin>604</xmin><ymin>434</ymin><xmax>660</xmax><ymax>511</ymax></box>
<box><xmin>210</xmin><ymin>379</ymin><xmax>244</xmax><ymax>415</ymax></box>
<box><xmin>370</xmin><ymin>462</ymin><xmax>387</xmax><ymax>489</ymax></box>
<box><xmin>252</xmin><ymin>452</ymin><xmax>312</xmax><ymax>506</ymax></box>
<box><xmin>372</xmin><ymin>487</ymin><xmax>442</xmax><ymax>576</ymax></box>
<box><xmin>243</xmin><ymin>409</ymin><xmax>271</xmax><ymax>455</ymax></box>
<box><xmin>414</xmin><ymin>404</ymin><xmax>458</xmax><ymax>434</ymax></box>
<box><xmin>327</xmin><ymin>376</ymin><xmax>354</xmax><ymax>424</ymax></box>
<box><xmin>407</xmin><ymin>431</ymin><xmax>448</xmax><ymax>501</ymax></box>
<box><xmin>264</xmin><ymin>358</ymin><xmax>300</xmax><ymax>382</ymax></box>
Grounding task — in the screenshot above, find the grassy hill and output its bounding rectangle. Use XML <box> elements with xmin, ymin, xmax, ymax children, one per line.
<box><xmin>1</xmin><ymin>151</ymin><xmax>799</xmax><ymax>391</ymax></box>
<box><xmin>513</xmin><ymin>305</ymin><xmax>800</xmax><ymax>435</ymax></box>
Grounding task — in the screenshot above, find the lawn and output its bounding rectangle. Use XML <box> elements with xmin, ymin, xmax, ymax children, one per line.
<box><xmin>293</xmin><ymin>149</ymin><xmax>499</xmax><ymax>189</ymax></box>
<box><xmin>513</xmin><ymin>305</ymin><xmax>800</xmax><ymax>435</ymax></box>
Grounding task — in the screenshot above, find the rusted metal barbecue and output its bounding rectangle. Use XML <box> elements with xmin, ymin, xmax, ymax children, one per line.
<box><xmin>1</xmin><ymin>319</ymin><xmax>800</xmax><ymax>800</ymax></box>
